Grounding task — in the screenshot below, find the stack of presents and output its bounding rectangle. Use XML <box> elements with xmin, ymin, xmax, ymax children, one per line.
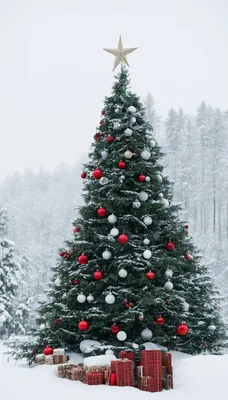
<box><xmin>53</xmin><ymin>348</ymin><xmax>173</xmax><ymax>392</ymax></box>
<box><xmin>35</xmin><ymin>348</ymin><xmax>68</xmax><ymax>365</ymax></box>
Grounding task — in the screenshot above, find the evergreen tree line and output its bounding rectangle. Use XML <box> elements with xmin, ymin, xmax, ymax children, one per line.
<box><xmin>145</xmin><ymin>95</ymin><xmax>228</xmax><ymax>321</ymax></box>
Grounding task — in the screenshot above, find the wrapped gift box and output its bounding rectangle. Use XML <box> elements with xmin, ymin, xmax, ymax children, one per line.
<box><xmin>138</xmin><ymin>376</ymin><xmax>162</xmax><ymax>393</ymax></box>
<box><xmin>111</xmin><ymin>359</ymin><xmax>135</xmax><ymax>387</ymax></box>
<box><xmin>119</xmin><ymin>351</ymin><xmax>135</xmax><ymax>362</ymax></box>
<box><xmin>45</xmin><ymin>354</ymin><xmax>68</xmax><ymax>365</ymax></box>
<box><xmin>71</xmin><ymin>366</ymin><xmax>86</xmax><ymax>382</ymax></box>
<box><xmin>86</xmin><ymin>372</ymin><xmax>104</xmax><ymax>385</ymax></box>
<box><xmin>162</xmin><ymin>352</ymin><xmax>172</xmax><ymax>366</ymax></box>
<box><xmin>35</xmin><ymin>354</ymin><xmax>45</xmax><ymax>365</ymax></box>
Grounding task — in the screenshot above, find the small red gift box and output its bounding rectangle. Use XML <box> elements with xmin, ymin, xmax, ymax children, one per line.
<box><xmin>86</xmin><ymin>372</ymin><xmax>104</xmax><ymax>385</ymax></box>
<box><xmin>119</xmin><ymin>351</ymin><xmax>135</xmax><ymax>362</ymax></box>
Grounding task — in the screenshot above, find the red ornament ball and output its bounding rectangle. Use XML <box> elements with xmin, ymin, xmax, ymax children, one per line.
<box><xmin>118</xmin><ymin>160</ymin><xmax>126</xmax><ymax>169</ymax></box>
<box><xmin>110</xmin><ymin>324</ymin><xmax>120</xmax><ymax>334</ymax></box>
<box><xmin>138</xmin><ymin>174</ymin><xmax>146</xmax><ymax>183</ymax></box>
<box><xmin>184</xmin><ymin>224</ymin><xmax>189</xmax><ymax>229</ymax></box>
<box><xmin>101</xmin><ymin>110</ymin><xmax>105</xmax><ymax>115</ymax></box>
<box><xmin>78</xmin><ymin>254</ymin><xmax>89</xmax><ymax>265</ymax></box>
<box><xmin>59</xmin><ymin>251</ymin><xmax>66</xmax><ymax>257</ymax></box>
<box><xmin>166</xmin><ymin>241</ymin><xmax>175</xmax><ymax>251</ymax></box>
<box><xmin>156</xmin><ymin>316</ymin><xmax>165</xmax><ymax>325</ymax></box>
<box><xmin>78</xmin><ymin>320</ymin><xmax>89</xmax><ymax>331</ymax></box>
<box><xmin>54</xmin><ymin>318</ymin><xmax>62</xmax><ymax>324</ymax></box>
<box><xmin>185</xmin><ymin>252</ymin><xmax>193</xmax><ymax>261</ymax></box>
<box><xmin>107</xmin><ymin>135</ymin><xmax>114</xmax><ymax>143</ymax></box>
<box><xmin>81</xmin><ymin>172</ymin><xmax>87</xmax><ymax>179</ymax></box>
<box><xmin>65</xmin><ymin>253</ymin><xmax>71</xmax><ymax>260</ymax></box>
<box><xmin>97</xmin><ymin>207</ymin><xmax>107</xmax><ymax>217</ymax></box>
<box><xmin>176</xmin><ymin>323</ymin><xmax>189</xmax><ymax>336</ymax></box>
<box><xmin>100</xmin><ymin>119</ymin><xmax>104</xmax><ymax>126</ymax></box>
<box><xmin>73</xmin><ymin>227</ymin><xmax>79</xmax><ymax>233</ymax></box>
<box><xmin>92</xmin><ymin>168</ymin><xmax>103</xmax><ymax>180</ymax></box>
<box><xmin>73</xmin><ymin>279</ymin><xmax>79</xmax><ymax>285</ymax></box>
<box><xmin>118</xmin><ymin>233</ymin><xmax>129</xmax><ymax>244</ymax></box>
<box><xmin>94</xmin><ymin>270</ymin><xmax>103</xmax><ymax>280</ymax></box>
<box><xmin>43</xmin><ymin>346</ymin><xmax>53</xmax><ymax>356</ymax></box>
<box><xmin>93</xmin><ymin>133</ymin><xmax>101</xmax><ymax>142</ymax></box>
<box><xmin>146</xmin><ymin>271</ymin><xmax>155</xmax><ymax>280</ymax></box>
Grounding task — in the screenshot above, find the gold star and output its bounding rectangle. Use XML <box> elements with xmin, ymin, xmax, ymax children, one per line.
<box><xmin>104</xmin><ymin>35</ymin><xmax>137</xmax><ymax>71</ymax></box>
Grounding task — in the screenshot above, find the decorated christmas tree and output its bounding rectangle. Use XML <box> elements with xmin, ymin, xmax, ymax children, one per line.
<box><xmin>22</xmin><ymin>37</ymin><xmax>226</xmax><ymax>361</ymax></box>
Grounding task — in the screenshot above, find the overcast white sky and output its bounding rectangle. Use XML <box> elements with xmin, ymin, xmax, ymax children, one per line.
<box><xmin>0</xmin><ymin>0</ymin><xmax>227</xmax><ymax>181</ymax></box>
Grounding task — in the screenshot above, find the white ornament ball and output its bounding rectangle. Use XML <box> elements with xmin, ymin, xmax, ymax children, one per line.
<box><xmin>143</xmin><ymin>216</ymin><xmax>152</xmax><ymax>226</ymax></box>
<box><xmin>141</xmin><ymin>150</ymin><xmax>151</xmax><ymax>161</ymax></box>
<box><xmin>118</xmin><ymin>268</ymin><xmax>128</xmax><ymax>278</ymax></box>
<box><xmin>158</xmin><ymin>193</ymin><xmax>164</xmax><ymax>198</ymax></box>
<box><xmin>128</xmin><ymin>105</ymin><xmax>137</xmax><ymax>113</ymax></box>
<box><xmin>40</xmin><ymin>323</ymin><xmax>46</xmax><ymax>331</ymax></box>
<box><xmin>117</xmin><ymin>331</ymin><xmax>127</xmax><ymax>341</ymax></box>
<box><xmin>165</xmin><ymin>268</ymin><xmax>173</xmax><ymax>278</ymax></box>
<box><xmin>141</xmin><ymin>328</ymin><xmax>153</xmax><ymax>341</ymax></box>
<box><xmin>55</xmin><ymin>278</ymin><xmax>61</xmax><ymax>287</ymax></box>
<box><xmin>124</xmin><ymin>150</ymin><xmax>133</xmax><ymax>159</ymax></box>
<box><xmin>105</xmin><ymin>293</ymin><xmax>115</xmax><ymax>304</ymax></box>
<box><xmin>208</xmin><ymin>325</ymin><xmax>216</xmax><ymax>332</ymax></box>
<box><xmin>145</xmin><ymin>176</ymin><xmax>150</xmax><ymax>182</ymax></box>
<box><xmin>105</xmin><ymin>349</ymin><xmax>114</xmax><ymax>355</ymax></box>
<box><xmin>99</xmin><ymin>177</ymin><xmax>108</xmax><ymax>185</ymax></box>
<box><xmin>138</xmin><ymin>191</ymin><xmax>149</xmax><ymax>202</ymax></box>
<box><xmin>115</xmin><ymin>107</ymin><xmax>120</xmax><ymax>113</ymax></box>
<box><xmin>182</xmin><ymin>302</ymin><xmax>190</xmax><ymax>312</ymax></box>
<box><xmin>161</xmin><ymin>198</ymin><xmax>169</xmax><ymax>209</ymax></box>
<box><xmin>130</xmin><ymin>116</ymin><xmax>136</xmax><ymax>124</ymax></box>
<box><xmin>133</xmin><ymin>199</ymin><xmax>141</xmax><ymax>209</ymax></box>
<box><xmin>110</xmin><ymin>227</ymin><xmax>119</xmax><ymax>237</ymax></box>
<box><xmin>77</xmin><ymin>293</ymin><xmax>86</xmax><ymax>303</ymax></box>
<box><xmin>164</xmin><ymin>281</ymin><xmax>173</xmax><ymax>291</ymax></box>
<box><xmin>143</xmin><ymin>249</ymin><xmax>152</xmax><ymax>259</ymax></box>
<box><xmin>102</xmin><ymin>249</ymin><xmax>112</xmax><ymax>260</ymax></box>
<box><xmin>156</xmin><ymin>174</ymin><xmax>163</xmax><ymax>182</ymax></box>
<box><xmin>150</xmin><ymin>139</ymin><xmax>156</xmax><ymax>148</ymax></box>
<box><xmin>143</xmin><ymin>238</ymin><xmax>150</xmax><ymax>245</ymax></box>
<box><xmin>120</xmin><ymin>175</ymin><xmax>125</xmax><ymax>180</ymax></box>
<box><xmin>124</xmin><ymin>128</ymin><xmax>133</xmax><ymax>137</ymax></box>
<box><xmin>46</xmin><ymin>322</ymin><xmax>50</xmax><ymax>329</ymax></box>
<box><xmin>87</xmin><ymin>294</ymin><xmax>94</xmax><ymax>303</ymax></box>
<box><xmin>108</xmin><ymin>213</ymin><xmax>117</xmax><ymax>224</ymax></box>
<box><xmin>101</xmin><ymin>150</ymin><xmax>108</xmax><ymax>160</ymax></box>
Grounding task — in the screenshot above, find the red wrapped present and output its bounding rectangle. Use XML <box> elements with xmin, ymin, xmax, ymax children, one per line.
<box><xmin>71</xmin><ymin>366</ymin><xmax>86</xmax><ymax>382</ymax></box>
<box><xmin>109</xmin><ymin>373</ymin><xmax>117</xmax><ymax>386</ymax></box>
<box><xmin>138</xmin><ymin>376</ymin><xmax>162</xmax><ymax>393</ymax></box>
<box><xmin>86</xmin><ymin>372</ymin><xmax>104</xmax><ymax>385</ymax></box>
<box><xmin>167</xmin><ymin>365</ymin><xmax>173</xmax><ymax>375</ymax></box>
<box><xmin>140</xmin><ymin>350</ymin><xmax>162</xmax><ymax>379</ymax></box>
<box><xmin>119</xmin><ymin>351</ymin><xmax>135</xmax><ymax>362</ymax></box>
<box><xmin>111</xmin><ymin>359</ymin><xmax>135</xmax><ymax>387</ymax></box>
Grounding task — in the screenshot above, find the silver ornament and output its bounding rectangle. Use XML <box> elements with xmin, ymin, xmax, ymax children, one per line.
<box><xmin>133</xmin><ymin>199</ymin><xmax>141</xmax><ymax>209</ymax></box>
<box><xmin>141</xmin><ymin>328</ymin><xmax>153</xmax><ymax>341</ymax></box>
<box><xmin>124</xmin><ymin>128</ymin><xmax>133</xmax><ymax>137</ymax></box>
<box><xmin>141</xmin><ymin>150</ymin><xmax>151</xmax><ymax>160</ymax></box>
<box><xmin>105</xmin><ymin>293</ymin><xmax>115</xmax><ymax>304</ymax></box>
<box><xmin>143</xmin><ymin>238</ymin><xmax>150</xmax><ymax>245</ymax></box>
<box><xmin>143</xmin><ymin>216</ymin><xmax>152</xmax><ymax>225</ymax></box>
<box><xmin>138</xmin><ymin>191</ymin><xmax>148</xmax><ymax>202</ymax></box>
<box><xmin>143</xmin><ymin>249</ymin><xmax>152</xmax><ymax>259</ymax></box>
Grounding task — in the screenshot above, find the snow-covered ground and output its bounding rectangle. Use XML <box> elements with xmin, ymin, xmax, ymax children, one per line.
<box><xmin>1</xmin><ymin>343</ymin><xmax>227</xmax><ymax>400</ymax></box>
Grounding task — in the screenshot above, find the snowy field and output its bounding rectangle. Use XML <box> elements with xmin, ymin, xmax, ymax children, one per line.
<box><xmin>1</xmin><ymin>343</ymin><xmax>227</xmax><ymax>400</ymax></box>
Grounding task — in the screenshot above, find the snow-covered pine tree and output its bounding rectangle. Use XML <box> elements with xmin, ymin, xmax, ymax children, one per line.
<box><xmin>21</xmin><ymin>68</ymin><xmax>226</xmax><ymax>361</ymax></box>
<box><xmin>0</xmin><ymin>206</ymin><xmax>21</xmax><ymax>338</ymax></box>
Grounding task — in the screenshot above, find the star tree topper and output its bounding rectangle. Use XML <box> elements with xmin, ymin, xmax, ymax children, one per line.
<box><xmin>104</xmin><ymin>35</ymin><xmax>137</xmax><ymax>71</ymax></box>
